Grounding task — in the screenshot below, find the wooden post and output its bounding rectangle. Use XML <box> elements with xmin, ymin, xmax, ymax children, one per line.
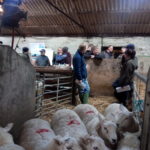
<box><xmin>141</xmin><ymin>67</ymin><xmax>150</xmax><ymax>150</ymax></box>
<box><xmin>72</xmin><ymin>77</ymin><xmax>78</xmax><ymax>105</ymax></box>
<box><xmin>11</xmin><ymin>28</ymin><xmax>15</xmax><ymax>49</ymax></box>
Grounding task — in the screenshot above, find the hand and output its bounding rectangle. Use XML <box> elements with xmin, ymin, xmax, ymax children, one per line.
<box><xmin>91</xmin><ymin>55</ymin><xmax>95</xmax><ymax>58</ymax></box>
<box><xmin>75</xmin><ymin>79</ymin><xmax>82</xmax><ymax>84</ymax></box>
<box><xmin>79</xmin><ymin>80</ymin><xmax>82</xmax><ymax>83</ymax></box>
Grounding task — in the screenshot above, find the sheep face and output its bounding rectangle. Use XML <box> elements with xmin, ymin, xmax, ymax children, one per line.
<box><xmin>80</xmin><ymin>135</ymin><xmax>109</xmax><ymax>150</ymax></box>
<box><xmin>117</xmin><ymin>112</ymin><xmax>139</xmax><ymax>132</ymax></box>
<box><xmin>99</xmin><ymin>120</ymin><xmax>117</xmax><ymax>145</ymax></box>
<box><xmin>52</xmin><ymin>136</ymin><xmax>68</xmax><ymax>150</ymax></box>
<box><xmin>64</xmin><ymin>137</ymin><xmax>82</xmax><ymax>150</ymax></box>
<box><xmin>0</xmin><ymin>123</ymin><xmax>14</xmax><ymax>146</ymax></box>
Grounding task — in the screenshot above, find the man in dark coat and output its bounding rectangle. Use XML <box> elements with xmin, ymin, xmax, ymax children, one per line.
<box><xmin>113</xmin><ymin>47</ymin><xmax>138</xmax><ymax>106</ymax></box>
<box><xmin>73</xmin><ymin>44</ymin><xmax>90</xmax><ymax>104</ymax></box>
<box><xmin>62</xmin><ymin>47</ymin><xmax>72</xmax><ymax>66</ymax></box>
<box><xmin>20</xmin><ymin>47</ymin><xmax>30</xmax><ymax>62</ymax></box>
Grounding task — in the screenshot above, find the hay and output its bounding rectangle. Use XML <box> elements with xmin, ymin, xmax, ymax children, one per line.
<box><xmin>89</xmin><ymin>96</ymin><xmax>117</xmax><ymax>113</ymax></box>
<box><xmin>41</xmin><ymin>96</ymin><xmax>117</xmax><ymax>121</ymax></box>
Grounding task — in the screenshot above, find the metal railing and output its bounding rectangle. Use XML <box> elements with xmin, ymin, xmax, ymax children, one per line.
<box><xmin>35</xmin><ymin>68</ymin><xmax>74</xmax><ymax>118</ymax></box>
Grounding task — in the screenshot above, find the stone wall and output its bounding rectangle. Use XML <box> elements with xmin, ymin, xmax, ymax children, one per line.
<box><xmin>0</xmin><ymin>36</ymin><xmax>149</xmax><ymax>73</ymax></box>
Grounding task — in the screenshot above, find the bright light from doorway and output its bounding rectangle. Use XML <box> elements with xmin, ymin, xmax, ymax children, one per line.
<box><xmin>0</xmin><ymin>5</ymin><xmax>3</xmax><ymax>13</ymax></box>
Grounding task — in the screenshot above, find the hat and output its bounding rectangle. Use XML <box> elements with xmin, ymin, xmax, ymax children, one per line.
<box><xmin>40</xmin><ymin>49</ymin><xmax>46</xmax><ymax>52</ymax></box>
<box><xmin>126</xmin><ymin>44</ymin><xmax>135</xmax><ymax>50</ymax></box>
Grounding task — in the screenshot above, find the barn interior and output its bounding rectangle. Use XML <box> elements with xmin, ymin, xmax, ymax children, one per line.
<box><xmin>0</xmin><ymin>0</ymin><xmax>150</xmax><ymax>150</ymax></box>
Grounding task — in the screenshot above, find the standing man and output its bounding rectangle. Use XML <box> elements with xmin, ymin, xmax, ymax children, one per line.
<box><xmin>73</xmin><ymin>44</ymin><xmax>90</xmax><ymax>104</ymax></box>
<box><xmin>20</xmin><ymin>47</ymin><xmax>30</xmax><ymax>62</ymax></box>
<box><xmin>113</xmin><ymin>48</ymin><xmax>138</xmax><ymax>106</ymax></box>
<box><xmin>101</xmin><ymin>45</ymin><xmax>114</xmax><ymax>58</ymax></box>
<box><xmin>62</xmin><ymin>47</ymin><xmax>72</xmax><ymax>66</ymax></box>
<box><xmin>35</xmin><ymin>49</ymin><xmax>50</xmax><ymax>66</ymax></box>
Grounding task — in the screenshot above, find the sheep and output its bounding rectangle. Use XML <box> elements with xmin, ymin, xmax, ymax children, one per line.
<box><xmin>20</xmin><ymin>118</ymin><xmax>69</xmax><ymax>150</ymax></box>
<box><xmin>74</xmin><ymin>104</ymin><xmax>104</xmax><ymax>125</ymax></box>
<box><xmin>0</xmin><ymin>123</ymin><xmax>25</xmax><ymax>150</ymax></box>
<box><xmin>104</xmin><ymin>103</ymin><xmax>139</xmax><ymax>133</ymax></box>
<box><xmin>0</xmin><ymin>144</ymin><xmax>25</xmax><ymax>150</ymax></box>
<box><xmin>51</xmin><ymin>109</ymin><xmax>88</xmax><ymax>140</ymax></box>
<box><xmin>80</xmin><ymin>135</ymin><xmax>110</xmax><ymax>150</ymax></box>
<box><xmin>74</xmin><ymin>104</ymin><xmax>117</xmax><ymax>147</ymax></box>
<box><xmin>117</xmin><ymin>131</ymin><xmax>141</xmax><ymax>150</ymax></box>
<box><xmin>51</xmin><ymin>109</ymin><xmax>109</xmax><ymax>150</ymax></box>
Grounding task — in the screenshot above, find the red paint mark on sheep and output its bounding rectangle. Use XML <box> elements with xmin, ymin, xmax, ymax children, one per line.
<box><xmin>85</xmin><ymin>111</ymin><xmax>95</xmax><ymax>114</ymax></box>
<box><xmin>36</xmin><ymin>129</ymin><xmax>50</xmax><ymax>134</ymax></box>
<box><xmin>67</xmin><ymin>120</ymin><xmax>80</xmax><ymax>125</ymax></box>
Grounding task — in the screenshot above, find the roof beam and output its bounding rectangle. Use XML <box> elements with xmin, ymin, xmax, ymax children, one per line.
<box><xmin>44</xmin><ymin>0</ymin><xmax>85</xmax><ymax>31</ymax></box>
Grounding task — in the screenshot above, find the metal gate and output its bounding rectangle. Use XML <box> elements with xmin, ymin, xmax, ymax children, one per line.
<box><xmin>34</xmin><ymin>67</ymin><xmax>75</xmax><ymax>118</ymax></box>
<box><xmin>140</xmin><ymin>68</ymin><xmax>150</xmax><ymax>150</ymax></box>
<box><xmin>133</xmin><ymin>68</ymin><xmax>150</xmax><ymax>150</ymax></box>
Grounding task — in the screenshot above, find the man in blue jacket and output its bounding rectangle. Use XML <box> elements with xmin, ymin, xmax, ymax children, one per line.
<box><xmin>73</xmin><ymin>44</ymin><xmax>90</xmax><ymax>104</ymax></box>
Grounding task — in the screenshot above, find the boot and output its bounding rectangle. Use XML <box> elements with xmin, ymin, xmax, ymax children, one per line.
<box><xmin>79</xmin><ymin>92</ymin><xmax>89</xmax><ymax>104</ymax></box>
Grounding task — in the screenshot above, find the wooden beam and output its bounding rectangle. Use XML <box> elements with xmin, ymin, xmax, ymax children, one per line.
<box><xmin>35</xmin><ymin>67</ymin><xmax>73</xmax><ymax>75</ymax></box>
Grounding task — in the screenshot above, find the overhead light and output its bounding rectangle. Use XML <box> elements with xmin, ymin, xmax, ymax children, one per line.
<box><xmin>0</xmin><ymin>5</ymin><xmax>3</xmax><ymax>13</ymax></box>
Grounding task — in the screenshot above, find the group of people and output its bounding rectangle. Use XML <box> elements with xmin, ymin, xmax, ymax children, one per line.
<box><xmin>84</xmin><ymin>44</ymin><xmax>114</xmax><ymax>59</ymax></box>
<box><xmin>73</xmin><ymin>43</ymin><xmax>138</xmax><ymax>107</ymax></box>
<box><xmin>20</xmin><ymin>43</ymin><xmax>138</xmax><ymax>107</ymax></box>
<box><xmin>21</xmin><ymin>46</ymin><xmax>71</xmax><ymax>66</ymax></box>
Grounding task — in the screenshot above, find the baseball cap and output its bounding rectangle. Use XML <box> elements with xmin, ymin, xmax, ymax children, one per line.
<box><xmin>126</xmin><ymin>44</ymin><xmax>135</xmax><ymax>50</ymax></box>
<box><xmin>40</xmin><ymin>49</ymin><xmax>46</xmax><ymax>52</ymax></box>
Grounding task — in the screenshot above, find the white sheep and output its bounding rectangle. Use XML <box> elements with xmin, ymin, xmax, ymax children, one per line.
<box><xmin>0</xmin><ymin>144</ymin><xmax>25</xmax><ymax>150</ymax></box>
<box><xmin>51</xmin><ymin>109</ymin><xmax>88</xmax><ymax>140</ymax></box>
<box><xmin>0</xmin><ymin>123</ymin><xmax>25</xmax><ymax>150</ymax></box>
<box><xmin>80</xmin><ymin>135</ymin><xmax>110</xmax><ymax>150</ymax></box>
<box><xmin>74</xmin><ymin>104</ymin><xmax>117</xmax><ymax>147</ymax></box>
<box><xmin>74</xmin><ymin>104</ymin><xmax>104</xmax><ymax>124</ymax></box>
<box><xmin>104</xmin><ymin>104</ymin><xmax>139</xmax><ymax>133</ymax></box>
<box><xmin>20</xmin><ymin>118</ymin><xmax>69</xmax><ymax>150</ymax></box>
<box><xmin>117</xmin><ymin>131</ymin><xmax>140</xmax><ymax>150</ymax></box>
<box><xmin>51</xmin><ymin>109</ymin><xmax>110</xmax><ymax>150</ymax></box>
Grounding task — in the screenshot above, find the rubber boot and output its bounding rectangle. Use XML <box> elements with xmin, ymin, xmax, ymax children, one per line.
<box><xmin>79</xmin><ymin>92</ymin><xmax>89</xmax><ymax>104</ymax></box>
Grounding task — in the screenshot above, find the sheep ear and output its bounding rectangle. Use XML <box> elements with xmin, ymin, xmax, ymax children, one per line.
<box><xmin>80</xmin><ymin>135</ymin><xmax>92</xmax><ymax>144</ymax></box>
<box><xmin>54</xmin><ymin>136</ymin><xmax>63</xmax><ymax>145</ymax></box>
<box><xmin>4</xmin><ymin>123</ymin><xmax>14</xmax><ymax>132</ymax></box>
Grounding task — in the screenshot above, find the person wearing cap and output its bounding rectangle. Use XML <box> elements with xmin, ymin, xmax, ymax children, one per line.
<box><xmin>20</xmin><ymin>47</ymin><xmax>30</xmax><ymax>62</ymax></box>
<box><xmin>35</xmin><ymin>49</ymin><xmax>50</xmax><ymax>66</ymax></box>
<box><xmin>73</xmin><ymin>44</ymin><xmax>90</xmax><ymax>104</ymax></box>
<box><xmin>113</xmin><ymin>47</ymin><xmax>138</xmax><ymax>106</ymax></box>
<box><xmin>121</xmin><ymin>44</ymin><xmax>138</xmax><ymax>68</ymax></box>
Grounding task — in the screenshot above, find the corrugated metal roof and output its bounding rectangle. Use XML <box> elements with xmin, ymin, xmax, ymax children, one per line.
<box><xmin>1</xmin><ymin>0</ymin><xmax>150</xmax><ymax>36</ymax></box>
